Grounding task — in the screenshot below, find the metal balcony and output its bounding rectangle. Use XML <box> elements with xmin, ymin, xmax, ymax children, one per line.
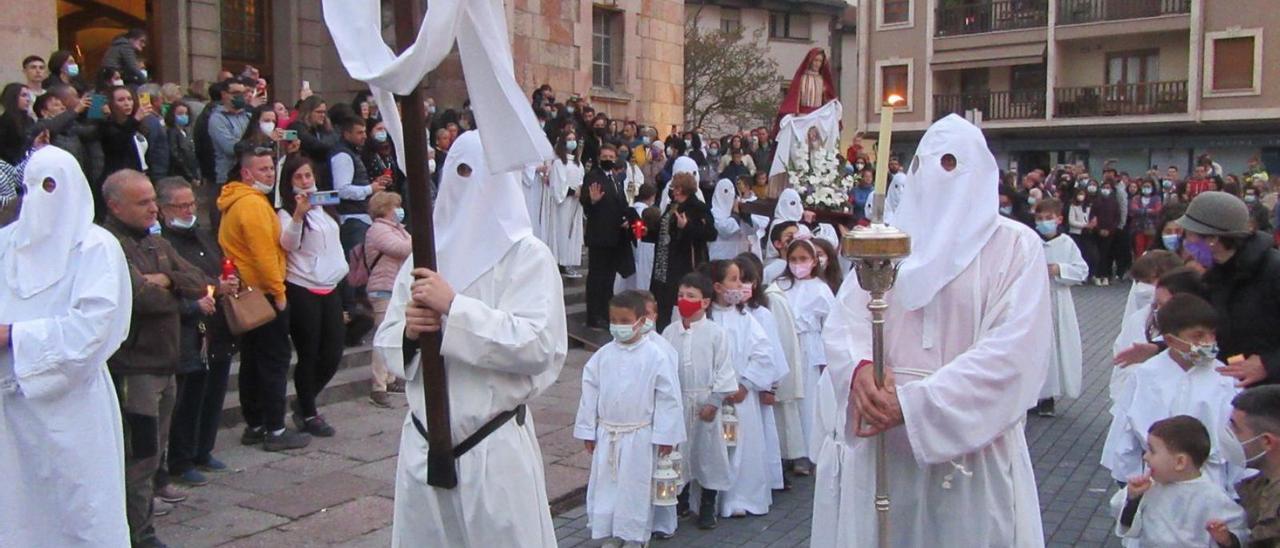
<box><xmin>1057</xmin><ymin>0</ymin><xmax>1191</xmax><ymax>25</ymax></box>
<box><xmin>933</xmin><ymin>90</ymin><xmax>1047</xmax><ymax>120</ymax></box>
<box><xmin>935</xmin><ymin>0</ymin><xmax>1049</xmax><ymax>37</ymax></box>
<box><xmin>1053</xmin><ymin>80</ymin><xmax>1188</xmax><ymax>117</ymax></box>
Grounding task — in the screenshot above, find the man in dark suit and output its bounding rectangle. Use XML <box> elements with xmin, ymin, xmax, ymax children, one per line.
<box><xmin>580</xmin><ymin>143</ymin><xmax>636</xmax><ymax>328</ymax></box>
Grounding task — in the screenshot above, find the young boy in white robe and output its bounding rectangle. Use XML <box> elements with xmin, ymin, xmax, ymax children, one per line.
<box><xmin>633</xmin><ymin>290</ymin><xmax>682</xmax><ymax>541</ymax></box>
<box><xmin>762</xmin><ymin>221</ymin><xmax>799</xmax><ymax>287</ymax></box>
<box><xmin>734</xmin><ymin>254</ymin><xmax>796</xmax><ymax>491</ymax></box>
<box><xmin>1109</xmin><ymin>415</ymin><xmax>1248</xmax><ymax>547</ymax></box>
<box><xmin>1111</xmin><ymin>267</ymin><xmax>1204</xmax><ymax>402</ymax></box>
<box><xmin>575</xmin><ymin>292</ymin><xmax>685</xmax><ymax>547</ymax></box>
<box><xmin>704</xmin><ymin>260</ymin><xmax>787</xmax><ymax>518</ymax></box>
<box><xmin>1032</xmin><ymin>198</ymin><xmax>1088</xmax><ymax>417</ymax></box>
<box><xmin>661</xmin><ymin>272</ymin><xmax>739</xmax><ymax>530</ymax></box>
<box><xmin>1102</xmin><ymin>294</ymin><xmax>1245</xmax><ymax>495</ymax></box>
<box><xmin>615</xmin><ymin>184</ymin><xmax>658</xmax><ymax>293</ymax></box>
<box><xmin>772</xmin><ymin>237</ymin><xmax>836</xmax><ymax>473</ymax></box>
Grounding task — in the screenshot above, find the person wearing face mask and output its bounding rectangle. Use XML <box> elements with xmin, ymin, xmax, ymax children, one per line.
<box><xmin>1089</xmin><ymin>181</ymin><xmax>1123</xmax><ymax>286</ymax></box>
<box><xmin>217</xmin><ymin>145</ymin><xmax>312</xmax><ymax>452</ymax></box>
<box><xmin>100</xmin><ymin>28</ymin><xmax>148</xmax><ymax>86</ymax></box>
<box><xmin>1029</xmin><ymin>199</ymin><xmax>1087</xmax><ymax>417</ymax></box>
<box><xmin>546</xmin><ymin>131</ymin><xmax>586</xmax><ymax>278</ymax></box>
<box><xmin>362</xmin><ymin>119</ymin><xmax>406</xmax><ymax>199</ymax></box>
<box><xmin>1228</xmin><ymin>386</ymin><xmax>1280</xmax><ymax>545</ymax></box>
<box><xmin>1129</xmin><ymin>178</ymin><xmax>1165</xmax><ymax>258</ymax></box>
<box><xmin>155</xmin><ymin>177</ymin><xmax>240</xmax><ymax>492</ymax></box>
<box><xmin>163</xmin><ymin>102</ymin><xmax>200</xmax><ymax>182</ymax></box>
<box><xmin>773</xmin><ymin>237</ymin><xmax>836</xmax><ymax>476</ymax></box>
<box><xmin>647</xmin><ymin>173</ymin><xmax>718</xmax><ymax>330</ymax></box>
<box><xmin>363</xmin><ymin>191</ymin><xmax>411</xmax><ymax>407</ymax></box>
<box><xmin>1067</xmin><ymin>188</ymin><xmax>1098</xmax><ymax>284</ymax></box>
<box><xmin>275</xmin><ymin>155</ymin><xmax>348</xmax><ymax>438</ymax></box>
<box><xmin>1102</xmin><ymin>293</ymin><xmax>1247</xmax><ymax>497</ymax></box>
<box><xmin>572</xmin><ymin>291</ymin><xmax>684</xmax><ymax>546</ymax></box>
<box><xmin>208</xmin><ymin>79</ymin><xmax>252</xmax><ymax>185</ymax></box>
<box><xmin>1171</xmin><ymin>191</ymin><xmax>1280</xmax><ymax>388</ymax></box>
<box><xmin>581</xmin><ymin>144</ymin><xmax>637</xmax><ymax>329</ymax></box>
<box><xmin>642</xmin><ymin>141</ymin><xmax>666</xmax><ymax>189</ymax></box>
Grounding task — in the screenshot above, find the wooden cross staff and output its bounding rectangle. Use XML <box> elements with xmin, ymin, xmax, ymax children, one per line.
<box><xmin>392</xmin><ymin>0</ymin><xmax>457</xmax><ymax>489</ymax></box>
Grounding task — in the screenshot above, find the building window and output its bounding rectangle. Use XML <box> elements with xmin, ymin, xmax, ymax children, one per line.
<box><xmin>592</xmin><ymin>8</ymin><xmax>622</xmax><ymax>90</ymax></box>
<box><xmin>769</xmin><ymin>12</ymin><xmax>811</xmax><ymax>40</ymax></box>
<box><xmin>720</xmin><ymin>8</ymin><xmax>742</xmax><ymax>34</ymax></box>
<box><xmin>875</xmin><ymin>58</ymin><xmax>914</xmax><ymax>112</ymax></box>
<box><xmin>882</xmin><ymin>65</ymin><xmax>909</xmax><ymax>103</ymax></box>
<box><xmin>221</xmin><ymin>0</ymin><xmax>269</xmax><ymax>67</ymax></box>
<box><xmin>1210</xmin><ymin>36</ymin><xmax>1256</xmax><ymax>91</ymax></box>
<box><xmin>1106</xmin><ymin>49</ymin><xmax>1159</xmax><ymax>85</ymax></box>
<box><xmin>882</xmin><ymin>0</ymin><xmax>911</xmax><ymax>25</ymax></box>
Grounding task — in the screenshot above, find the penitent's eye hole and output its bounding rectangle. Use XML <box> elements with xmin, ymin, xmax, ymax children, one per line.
<box><xmin>41</xmin><ymin>177</ymin><xmax>56</xmax><ymax>193</ymax></box>
<box><xmin>909</xmin><ymin>156</ymin><xmax>921</xmax><ymax>175</ymax></box>
<box><xmin>456</xmin><ymin>163</ymin><xmax>472</xmax><ymax>177</ymax></box>
<box><xmin>940</xmin><ymin>154</ymin><xmax>957</xmax><ymax>172</ymax></box>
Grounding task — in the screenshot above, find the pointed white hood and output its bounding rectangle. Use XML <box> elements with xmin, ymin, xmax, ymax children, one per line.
<box><xmin>3</xmin><ymin>147</ymin><xmax>96</xmax><ymax>298</ymax></box>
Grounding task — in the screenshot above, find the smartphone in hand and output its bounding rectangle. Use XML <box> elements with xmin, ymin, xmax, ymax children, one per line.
<box><xmin>309</xmin><ymin>190</ymin><xmax>340</xmax><ymax>206</ymax></box>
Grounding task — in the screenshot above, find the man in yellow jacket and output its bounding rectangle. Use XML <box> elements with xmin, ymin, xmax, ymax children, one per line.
<box><xmin>217</xmin><ymin>144</ymin><xmax>312</xmax><ymax>452</ymax></box>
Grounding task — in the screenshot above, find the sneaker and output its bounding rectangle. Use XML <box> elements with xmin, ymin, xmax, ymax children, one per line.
<box><xmin>1036</xmin><ymin>398</ymin><xmax>1056</xmax><ymax>417</ymax></box>
<box><xmin>152</xmin><ymin>498</ymin><xmax>174</xmax><ymax>517</ymax></box>
<box><xmin>155</xmin><ymin>484</ymin><xmax>188</xmax><ymax>503</ymax></box>
<box><xmin>563</xmin><ymin>267</ymin><xmax>583</xmax><ymax>279</ymax></box>
<box><xmin>651</xmin><ymin>531</ymin><xmax>675</xmax><ymax>541</ymax></box>
<box><xmin>370</xmin><ymin>390</ymin><xmax>392</xmax><ymax>408</ymax></box>
<box><xmin>197</xmin><ymin>457</ymin><xmax>228</xmax><ymax>472</ymax></box>
<box><xmin>175</xmin><ymin>469</ymin><xmax>210</xmax><ymax>487</ymax></box>
<box><xmin>263</xmin><ymin>429</ymin><xmax>312</xmax><ymax>452</ymax></box>
<box><xmin>293</xmin><ymin>414</ymin><xmax>337</xmax><ymax>437</ymax></box>
<box><xmin>240</xmin><ymin>426</ymin><xmax>265</xmax><ymax>446</ymax></box>
<box><xmin>387</xmin><ymin>380</ymin><xmax>406</xmax><ymax>394</ymax></box>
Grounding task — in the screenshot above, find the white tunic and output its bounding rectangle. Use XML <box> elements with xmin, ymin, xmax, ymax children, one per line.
<box><xmin>376</xmin><ymin>236</ymin><xmax>568</xmax><ymax>548</ymax></box>
<box><xmin>744</xmin><ymin>304</ymin><xmax>792</xmax><ymax>488</ymax></box>
<box><xmin>521</xmin><ymin>164</ymin><xmax>546</xmax><ymax>243</ymax></box>
<box><xmin>1110</xmin><ymin>304</ymin><xmax>1157</xmax><ymax>402</ymax></box>
<box><xmin>775</xmin><ymin>276</ymin><xmax>835</xmax><ymax>456</ymax></box>
<box><xmin>614</xmin><ymin>202</ymin><xmax>654</xmax><ymax>293</ymax></box>
<box><xmin>1109</xmin><ymin>474</ymin><xmax>1249</xmax><ymax>547</ymax></box>
<box><xmin>764</xmin><ymin>284</ymin><xmax>808</xmax><ymax>460</ymax></box>
<box><xmin>547</xmin><ymin>158</ymin><xmax>584</xmax><ymax>267</ymax></box>
<box><xmin>1101</xmin><ymin>351</ymin><xmax>1244</xmax><ymax>494</ymax></box>
<box><xmin>1040</xmin><ymin>235</ymin><xmax>1087</xmax><ymax>400</ymax></box>
<box><xmin>0</xmin><ymin>227</ymin><xmax>131</xmax><ymax>547</ymax></box>
<box><xmin>662</xmin><ymin>318</ymin><xmax>738</xmax><ymax>490</ymax></box>
<box><xmin>813</xmin><ymin>219</ymin><xmax>1053</xmax><ymax>548</ymax></box>
<box><xmin>710</xmin><ymin>304</ymin><xmax>785</xmax><ymax>516</ymax></box>
<box><xmin>573</xmin><ymin>338</ymin><xmax>685</xmax><ymax>542</ymax></box>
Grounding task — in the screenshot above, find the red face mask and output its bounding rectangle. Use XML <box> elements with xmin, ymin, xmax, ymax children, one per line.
<box><xmin>676</xmin><ymin>298</ymin><xmax>704</xmax><ymax>319</ymax></box>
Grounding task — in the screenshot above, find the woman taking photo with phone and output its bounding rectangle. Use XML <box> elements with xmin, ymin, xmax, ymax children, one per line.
<box><xmin>276</xmin><ymin>154</ymin><xmax>348</xmax><ymax>437</ymax></box>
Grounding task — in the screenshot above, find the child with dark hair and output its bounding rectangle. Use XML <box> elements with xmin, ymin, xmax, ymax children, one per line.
<box><xmin>1104</xmin><ymin>294</ymin><xmax>1245</xmax><ymax>497</ymax></box>
<box><xmin>762</xmin><ymin>221</ymin><xmax>799</xmax><ymax>285</ymax></box>
<box><xmin>1112</xmin><ymin>266</ymin><xmax>1207</xmax><ymax>399</ymax></box>
<box><xmin>809</xmin><ymin>238</ymin><xmax>843</xmax><ymax>297</ymax></box>
<box><xmin>660</xmin><ymin>272</ymin><xmax>738</xmax><ymax>530</ymax></box>
<box><xmin>574</xmin><ymin>291</ymin><xmax>685</xmax><ymax>547</ymax></box>
<box><xmin>1032</xmin><ymin>197</ymin><xmax>1088</xmax><ymax>417</ymax></box>
<box><xmin>1111</xmin><ymin>415</ymin><xmax>1247</xmax><ymax>546</ymax></box>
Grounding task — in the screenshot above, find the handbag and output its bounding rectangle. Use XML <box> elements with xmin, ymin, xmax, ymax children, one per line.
<box><xmin>221</xmin><ymin>284</ymin><xmax>277</xmax><ymax>336</ymax></box>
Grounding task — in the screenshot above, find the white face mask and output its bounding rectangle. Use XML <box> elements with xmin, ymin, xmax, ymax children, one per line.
<box><xmin>292</xmin><ymin>185</ymin><xmax>313</xmax><ymax>197</ymax></box>
<box><xmin>252</xmin><ymin>181</ymin><xmax>274</xmax><ymax>195</ymax></box>
<box><xmin>111</xmin><ymin>78</ymin><xmax>125</xmax><ymax>87</ymax></box>
<box><xmin>259</xmin><ymin>121</ymin><xmax>276</xmax><ymax>135</ymax></box>
<box><xmin>167</xmin><ymin>215</ymin><xmax>197</xmax><ymax>229</ymax></box>
<box><xmin>394</xmin><ymin>207</ymin><xmax>405</xmax><ymax>223</ymax></box>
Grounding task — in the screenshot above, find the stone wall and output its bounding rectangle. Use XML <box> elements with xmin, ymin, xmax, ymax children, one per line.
<box><xmin>0</xmin><ymin>3</ymin><xmax>56</xmax><ymax>86</ymax></box>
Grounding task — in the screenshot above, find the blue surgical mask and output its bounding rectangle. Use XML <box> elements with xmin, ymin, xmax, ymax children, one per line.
<box><xmin>1162</xmin><ymin>234</ymin><xmax>1181</xmax><ymax>251</ymax></box>
<box><xmin>642</xmin><ymin>136</ymin><xmax>651</xmax><ymax>145</ymax></box>
<box><xmin>1027</xmin><ymin>197</ymin><xmax>1038</xmax><ymax>206</ymax></box>
<box><xmin>373</xmin><ymin>130</ymin><xmax>388</xmax><ymax>143</ymax></box>
<box><xmin>1141</xmin><ymin>187</ymin><xmax>1153</xmax><ymax>196</ymax></box>
<box><xmin>1036</xmin><ymin>220</ymin><xmax>1059</xmax><ymax>237</ymax></box>
<box><xmin>640</xmin><ymin>317</ymin><xmax>656</xmax><ymax>335</ymax></box>
<box><xmin>66</xmin><ymin>64</ymin><xmax>80</xmax><ymax>77</ymax></box>
<box><xmin>609</xmin><ymin>322</ymin><xmax>639</xmax><ymax>343</ymax></box>
<box><xmin>394</xmin><ymin>207</ymin><xmax>405</xmax><ymax>223</ymax></box>
<box><xmin>999</xmin><ymin>206</ymin><xmax>1014</xmax><ymax>216</ymax></box>
<box><xmin>148</xmin><ymin>220</ymin><xmax>162</xmax><ymax>235</ymax></box>
<box><xmin>566</xmin><ymin>140</ymin><xmax>578</xmax><ymax>152</ymax></box>
<box><xmin>175</xmin><ymin>114</ymin><xmax>189</xmax><ymax>126</ymax></box>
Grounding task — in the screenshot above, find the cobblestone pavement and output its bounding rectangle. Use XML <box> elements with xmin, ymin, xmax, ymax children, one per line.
<box><xmin>155</xmin><ymin>284</ymin><xmax>1129</xmax><ymax>546</ymax></box>
<box><xmin>555</xmin><ymin>283</ymin><xmax>1131</xmax><ymax>547</ymax></box>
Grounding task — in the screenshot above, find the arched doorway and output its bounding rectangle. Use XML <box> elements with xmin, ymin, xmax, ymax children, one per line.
<box><xmin>56</xmin><ymin>0</ymin><xmax>154</xmax><ymax>85</ymax></box>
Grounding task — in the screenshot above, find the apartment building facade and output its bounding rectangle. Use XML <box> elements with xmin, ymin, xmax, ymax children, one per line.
<box><xmin>855</xmin><ymin>0</ymin><xmax>1280</xmax><ymax>177</ymax></box>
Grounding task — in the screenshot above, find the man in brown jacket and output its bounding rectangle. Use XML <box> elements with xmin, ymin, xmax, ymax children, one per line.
<box><xmin>101</xmin><ymin>169</ymin><xmax>209</xmax><ymax>548</ymax></box>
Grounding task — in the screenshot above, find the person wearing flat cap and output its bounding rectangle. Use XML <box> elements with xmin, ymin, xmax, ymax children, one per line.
<box><xmin>1176</xmin><ymin>191</ymin><xmax>1280</xmax><ymax>387</ymax></box>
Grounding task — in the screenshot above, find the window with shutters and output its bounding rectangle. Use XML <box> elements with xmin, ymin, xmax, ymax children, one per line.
<box><xmin>1208</xmin><ymin>34</ymin><xmax>1259</xmax><ymax>93</ymax></box>
<box><xmin>592</xmin><ymin>8</ymin><xmax>623</xmax><ymax>90</ymax></box>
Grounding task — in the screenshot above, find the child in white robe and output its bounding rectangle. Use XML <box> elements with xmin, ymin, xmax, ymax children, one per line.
<box><xmin>1033</xmin><ymin>199</ymin><xmax>1088</xmax><ymax>417</ymax></box>
<box><xmin>615</xmin><ymin>184</ymin><xmax>657</xmax><ymax>293</ymax></box>
<box><xmin>575</xmin><ymin>292</ymin><xmax>685</xmax><ymax>546</ymax></box>
<box><xmin>734</xmin><ymin>254</ymin><xmax>797</xmax><ymax>490</ymax></box>
<box><xmin>762</xmin><ymin>221</ymin><xmax>799</xmax><ymax>286</ymax></box>
<box><xmin>661</xmin><ymin>272</ymin><xmax>739</xmax><ymax>530</ymax></box>
<box><xmin>1111</xmin><ymin>267</ymin><xmax>1204</xmax><ymax>401</ymax></box>
<box><xmin>1109</xmin><ymin>415</ymin><xmax>1249</xmax><ymax>547</ymax></box>
<box><xmin>548</xmin><ymin>133</ymin><xmax>585</xmax><ymax>275</ymax></box>
<box><xmin>704</xmin><ymin>260</ymin><xmax>787</xmax><ymax>517</ymax></box>
<box><xmin>1102</xmin><ymin>294</ymin><xmax>1245</xmax><ymax>495</ymax></box>
<box><xmin>771</xmin><ymin>237</ymin><xmax>836</xmax><ymax>474</ymax></box>
<box><xmin>635</xmin><ymin>290</ymin><xmax>681</xmax><ymax>540</ymax></box>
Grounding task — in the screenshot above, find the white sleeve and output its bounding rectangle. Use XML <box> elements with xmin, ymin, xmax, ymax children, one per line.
<box><xmin>330</xmin><ymin>154</ymin><xmax>369</xmax><ymax>201</ymax></box>
<box><xmin>708</xmin><ymin>330</ymin><xmax>739</xmax><ymax>406</ymax></box>
<box><xmin>713</xmin><ymin>213</ymin><xmax>742</xmax><ymax>238</ymax></box>
<box><xmin>279</xmin><ymin>210</ymin><xmax>304</xmax><ymax>250</ymax></box>
<box><xmin>1100</xmin><ymin>368</ymin><xmax>1143</xmax><ymax>482</ymax></box>
<box><xmin>651</xmin><ymin>356</ymin><xmax>687</xmax><ymax>446</ymax></box>
<box><xmin>898</xmin><ymin>232</ymin><xmax>1054</xmax><ymax>465</ymax></box>
<box><xmin>1053</xmin><ymin>238</ymin><xmax>1089</xmax><ymax>285</ymax></box>
<box><xmin>573</xmin><ymin>353</ymin><xmax>600</xmax><ymax>441</ymax></box>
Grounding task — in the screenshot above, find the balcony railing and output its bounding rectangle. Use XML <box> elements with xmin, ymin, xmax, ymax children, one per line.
<box><xmin>1057</xmin><ymin>0</ymin><xmax>1191</xmax><ymax>25</ymax></box>
<box><xmin>935</xmin><ymin>0</ymin><xmax>1049</xmax><ymax>37</ymax></box>
<box><xmin>934</xmin><ymin>90</ymin><xmax>1047</xmax><ymax>120</ymax></box>
<box><xmin>1054</xmin><ymin>80</ymin><xmax>1187</xmax><ymax>117</ymax></box>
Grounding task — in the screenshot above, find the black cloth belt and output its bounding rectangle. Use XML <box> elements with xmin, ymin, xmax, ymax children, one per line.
<box><xmin>412</xmin><ymin>404</ymin><xmax>527</xmax><ymax>459</ymax></box>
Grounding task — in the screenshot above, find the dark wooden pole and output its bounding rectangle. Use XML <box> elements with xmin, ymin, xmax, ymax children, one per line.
<box><xmin>392</xmin><ymin>0</ymin><xmax>457</xmax><ymax>489</ymax></box>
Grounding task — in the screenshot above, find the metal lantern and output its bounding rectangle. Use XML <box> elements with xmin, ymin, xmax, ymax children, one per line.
<box><xmin>652</xmin><ymin>455</ymin><xmax>679</xmax><ymax>507</ymax></box>
<box><xmin>668</xmin><ymin>449</ymin><xmax>684</xmax><ymax>482</ymax></box>
<box><xmin>721</xmin><ymin>404</ymin><xmax>739</xmax><ymax>447</ymax></box>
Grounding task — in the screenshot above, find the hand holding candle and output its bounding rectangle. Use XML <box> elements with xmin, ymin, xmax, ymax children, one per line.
<box><xmin>873</xmin><ymin>95</ymin><xmax>904</xmax><ymax>197</ymax></box>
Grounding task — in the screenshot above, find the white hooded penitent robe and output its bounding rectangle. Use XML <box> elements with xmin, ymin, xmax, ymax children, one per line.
<box><xmin>0</xmin><ymin>146</ymin><xmax>132</xmax><ymax>547</ymax></box>
<box><xmin>1040</xmin><ymin>234</ymin><xmax>1087</xmax><ymax>400</ymax></box>
<box><xmin>573</xmin><ymin>337</ymin><xmax>685</xmax><ymax>543</ymax></box>
<box><xmin>812</xmin><ymin>115</ymin><xmax>1053</xmax><ymax>547</ymax></box>
<box><xmin>708</xmin><ymin>179</ymin><xmax>750</xmax><ymax>261</ymax></box>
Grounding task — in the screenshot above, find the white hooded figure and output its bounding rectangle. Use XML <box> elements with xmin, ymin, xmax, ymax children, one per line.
<box><xmin>0</xmin><ymin>146</ymin><xmax>133</xmax><ymax>547</ymax></box>
<box><xmin>768</xmin><ymin>188</ymin><xmax>839</xmax><ymax>257</ymax></box>
<box><xmin>708</xmin><ymin>179</ymin><xmax>751</xmax><ymax>261</ymax></box>
<box><xmin>812</xmin><ymin>115</ymin><xmax>1053</xmax><ymax>547</ymax></box>
<box><xmin>375</xmin><ymin>131</ymin><xmax>568</xmax><ymax>547</ymax></box>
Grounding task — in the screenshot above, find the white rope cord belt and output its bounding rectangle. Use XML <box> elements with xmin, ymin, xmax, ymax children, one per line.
<box><xmin>600</xmin><ymin>420</ymin><xmax>651</xmax><ymax>479</ymax></box>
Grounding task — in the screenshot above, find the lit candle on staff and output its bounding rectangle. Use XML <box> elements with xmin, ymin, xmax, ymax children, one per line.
<box><xmin>873</xmin><ymin>95</ymin><xmax>904</xmax><ymax>196</ymax></box>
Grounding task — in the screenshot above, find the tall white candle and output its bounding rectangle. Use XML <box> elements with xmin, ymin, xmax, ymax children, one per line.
<box><xmin>873</xmin><ymin>95</ymin><xmax>903</xmax><ymax>196</ymax></box>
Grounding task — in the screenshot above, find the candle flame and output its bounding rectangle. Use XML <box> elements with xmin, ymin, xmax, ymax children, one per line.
<box><xmin>885</xmin><ymin>95</ymin><xmax>905</xmax><ymax>106</ymax></box>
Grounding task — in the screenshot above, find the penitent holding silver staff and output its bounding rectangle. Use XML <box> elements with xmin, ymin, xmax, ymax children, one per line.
<box><xmin>811</xmin><ymin>113</ymin><xmax>1055</xmax><ymax>547</ymax></box>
